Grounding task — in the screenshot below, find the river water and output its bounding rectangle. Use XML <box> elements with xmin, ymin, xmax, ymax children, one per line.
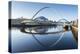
<box><xmin>9</xmin><ymin>25</ymin><xmax>77</xmax><ymax>53</ymax></box>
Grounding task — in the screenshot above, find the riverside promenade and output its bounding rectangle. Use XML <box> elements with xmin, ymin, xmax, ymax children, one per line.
<box><xmin>71</xmin><ymin>25</ymin><xmax>78</xmax><ymax>42</ymax></box>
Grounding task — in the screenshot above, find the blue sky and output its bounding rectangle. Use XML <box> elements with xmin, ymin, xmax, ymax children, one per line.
<box><xmin>11</xmin><ymin>1</ymin><xmax>78</xmax><ymax>21</ymax></box>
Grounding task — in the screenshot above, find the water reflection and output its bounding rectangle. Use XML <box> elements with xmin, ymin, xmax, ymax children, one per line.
<box><xmin>10</xmin><ymin>25</ymin><xmax>77</xmax><ymax>52</ymax></box>
<box><xmin>19</xmin><ymin>25</ymin><xmax>70</xmax><ymax>48</ymax></box>
<box><xmin>20</xmin><ymin>25</ymin><xmax>66</xmax><ymax>34</ymax></box>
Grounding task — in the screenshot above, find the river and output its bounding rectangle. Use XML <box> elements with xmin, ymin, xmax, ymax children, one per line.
<box><xmin>9</xmin><ymin>25</ymin><xmax>77</xmax><ymax>53</ymax></box>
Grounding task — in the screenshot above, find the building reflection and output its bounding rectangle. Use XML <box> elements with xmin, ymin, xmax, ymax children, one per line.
<box><xmin>20</xmin><ymin>25</ymin><xmax>71</xmax><ymax>35</ymax></box>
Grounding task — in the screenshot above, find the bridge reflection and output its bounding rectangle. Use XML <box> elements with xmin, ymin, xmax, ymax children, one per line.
<box><xmin>20</xmin><ymin>25</ymin><xmax>71</xmax><ymax>48</ymax></box>
<box><xmin>20</xmin><ymin>25</ymin><xmax>70</xmax><ymax>34</ymax></box>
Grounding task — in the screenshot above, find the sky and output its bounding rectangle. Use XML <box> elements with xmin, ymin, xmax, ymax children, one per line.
<box><xmin>11</xmin><ymin>1</ymin><xmax>78</xmax><ymax>21</ymax></box>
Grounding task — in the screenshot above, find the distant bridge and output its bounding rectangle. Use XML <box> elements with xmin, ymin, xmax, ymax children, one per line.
<box><xmin>58</xmin><ymin>19</ymin><xmax>69</xmax><ymax>22</ymax></box>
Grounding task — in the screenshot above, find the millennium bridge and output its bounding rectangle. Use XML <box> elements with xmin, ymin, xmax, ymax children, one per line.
<box><xmin>19</xmin><ymin>7</ymin><xmax>78</xmax><ymax>41</ymax></box>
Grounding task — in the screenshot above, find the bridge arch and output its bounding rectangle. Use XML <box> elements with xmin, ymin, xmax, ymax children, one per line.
<box><xmin>57</xmin><ymin>19</ymin><xmax>69</xmax><ymax>23</ymax></box>
<box><xmin>21</xmin><ymin>7</ymin><xmax>49</xmax><ymax>23</ymax></box>
<box><xmin>31</xmin><ymin>7</ymin><xmax>49</xmax><ymax>20</ymax></box>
